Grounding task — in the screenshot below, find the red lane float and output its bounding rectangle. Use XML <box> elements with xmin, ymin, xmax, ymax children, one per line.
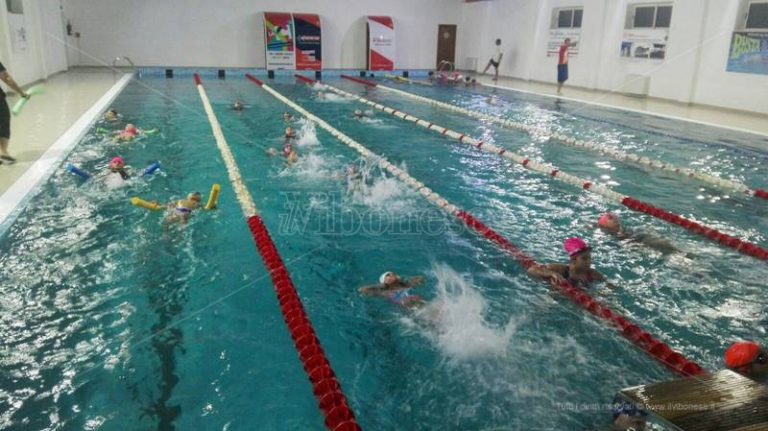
<box><xmin>622</xmin><ymin>198</ymin><xmax>768</xmax><ymax>260</ymax></box>
<box><xmin>308</xmin><ymin>77</ymin><xmax>768</xmax><ymax>263</ymax></box>
<box><xmin>194</xmin><ymin>73</ymin><xmax>360</xmax><ymax>431</ymax></box>
<box><xmin>247</xmin><ymin>216</ymin><xmax>361</xmax><ymax>430</ymax></box>
<box><xmin>340</xmin><ymin>75</ymin><xmax>377</xmax><ymax>87</ymax></box>
<box><xmin>455</xmin><ymin>211</ymin><xmax>705</xmax><ymax>378</ymax></box>
<box><xmin>255</xmin><ymin>74</ymin><xmax>706</xmax><ymax>378</ymax></box>
<box><xmin>295</xmin><ymin>74</ymin><xmax>316</xmax><ymax>85</ymax></box>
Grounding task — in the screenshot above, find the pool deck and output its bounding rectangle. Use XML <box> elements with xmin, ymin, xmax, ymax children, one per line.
<box><xmin>618</xmin><ymin>369</ymin><xmax>768</xmax><ymax>431</ymax></box>
<box><xmin>0</xmin><ymin>69</ymin><xmax>120</xmax><ymax>195</ymax></box>
<box><xmin>473</xmin><ymin>74</ymin><xmax>768</xmax><ymax>138</ymax></box>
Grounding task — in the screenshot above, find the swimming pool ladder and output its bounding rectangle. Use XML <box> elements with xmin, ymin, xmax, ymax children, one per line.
<box><xmin>111</xmin><ymin>56</ymin><xmax>136</xmax><ymax>77</ymax></box>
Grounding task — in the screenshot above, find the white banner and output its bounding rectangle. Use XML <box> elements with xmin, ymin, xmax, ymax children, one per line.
<box><xmin>620</xmin><ymin>29</ymin><xmax>669</xmax><ymax>60</ymax></box>
<box><xmin>368</xmin><ymin>16</ymin><xmax>395</xmax><ymax>70</ymax></box>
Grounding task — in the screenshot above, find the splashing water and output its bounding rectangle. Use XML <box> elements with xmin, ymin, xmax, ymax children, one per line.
<box><xmin>279</xmin><ymin>152</ymin><xmax>338</xmax><ymax>182</ymax></box>
<box><xmin>347</xmin><ymin>161</ymin><xmax>416</xmax><ymax>212</ymax></box>
<box><xmin>408</xmin><ymin>263</ymin><xmax>517</xmax><ymax>360</ymax></box>
<box><xmin>296</xmin><ymin>119</ymin><xmax>320</xmax><ymax>147</ymax></box>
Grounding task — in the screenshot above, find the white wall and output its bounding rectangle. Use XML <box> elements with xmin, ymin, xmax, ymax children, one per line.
<box><xmin>60</xmin><ymin>0</ymin><xmax>463</xmax><ymax>69</ymax></box>
<box><xmin>457</xmin><ymin>0</ymin><xmax>768</xmax><ymax>115</ymax></box>
<box><xmin>0</xmin><ymin>0</ymin><xmax>68</xmax><ymax>88</ymax></box>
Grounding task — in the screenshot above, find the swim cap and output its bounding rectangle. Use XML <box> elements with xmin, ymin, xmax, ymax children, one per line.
<box><xmin>725</xmin><ymin>341</ymin><xmax>761</xmax><ymax>369</ymax></box>
<box><xmin>110</xmin><ymin>156</ymin><xmax>125</xmax><ymax>167</ymax></box>
<box><xmin>379</xmin><ymin>271</ymin><xmax>394</xmax><ymax>284</ymax></box>
<box><xmin>598</xmin><ymin>213</ymin><xmax>617</xmax><ymax>228</ymax></box>
<box><xmin>187</xmin><ymin>192</ymin><xmax>202</xmax><ymax>202</ymax></box>
<box><xmin>354</xmin><ymin>109</ymin><xmax>362</xmax><ymax>115</ymax></box>
<box><xmin>563</xmin><ymin>238</ymin><xmax>589</xmax><ymax>256</ymax></box>
<box><xmin>125</xmin><ymin>124</ymin><xmax>137</xmax><ymax>135</ymax></box>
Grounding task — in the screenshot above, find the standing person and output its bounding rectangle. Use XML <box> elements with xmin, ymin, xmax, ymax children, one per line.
<box><xmin>0</xmin><ymin>61</ymin><xmax>30</xmax><ymax>164</ymax></box>
<box><xmin>557</xmin><ymin>38</ymin><xmax>578</xmax><ymax>94</ymax></box>
<box><xmin>482</xmin><ymin>39</ymin><xmax>503</xmax><ymax>82</ymax></box>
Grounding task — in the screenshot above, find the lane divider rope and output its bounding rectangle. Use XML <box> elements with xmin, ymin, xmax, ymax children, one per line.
<box><xmin>194</xmin><ymin>74</ymin><xmax>361</xmax><ymax>431</ymax></box>
<box><xmin>339</xmin><ymin>75</ymin><xmax>768</xmax><ymax>201</ymax></box>
<box><xmin>302</xmin><ymin>75</ymin><xmax>768</xmax><ymax>262</ymax></box>
<box><xmin>250</xmin><ymin>73</ymin><xmax>706</xmax><ymax>378</ymax></box>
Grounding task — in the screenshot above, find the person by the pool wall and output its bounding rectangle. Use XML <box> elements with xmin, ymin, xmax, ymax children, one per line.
<box><xmin>0</xmin><ymin>60</ymin><xmax>30</xmax><ymax>165</ymax></box>
<box><xmin>557</xmin><ymin>38</ymin><xmax>578</xmax><ymax>94</ymax></box>
<box><xmin>482</xmin><ymin>38</ymin><xmax>503</xmax><ymax>81</ymax></box>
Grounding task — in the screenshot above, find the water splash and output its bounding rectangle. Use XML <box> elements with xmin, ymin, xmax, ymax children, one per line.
<box><xmin>296</xmin><ymin>119</ymin><xmax>320</xmax><ymax>147</ymax></box>
<box><xmin>407</xmin><ymin>263</ymin><xmax>517</xmax><ymax>360</ymax></box>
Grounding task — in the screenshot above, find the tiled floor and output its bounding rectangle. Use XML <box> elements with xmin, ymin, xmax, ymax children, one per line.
<box><xmin>474</xmin><ymin>75</ymin><xmax>768</xmax><ymax>137</ymax></box>
<box><xmin>0</xmin><ymin>69</ymin><xmax>120</xmax><ymax>194</ymax></box>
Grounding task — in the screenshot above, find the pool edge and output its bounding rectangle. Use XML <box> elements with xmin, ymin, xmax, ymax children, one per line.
<box><xmin>0</xmin><ymin>73</ymin><xmax>134</xmax><ymax>237</ymax></box>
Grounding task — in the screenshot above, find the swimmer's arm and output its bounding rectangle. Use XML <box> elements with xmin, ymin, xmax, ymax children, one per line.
<box><xmin>590</xmin><ymin>270</ymin><xmax>616</xmax><ymax>289</ymax></box>
<box><xmin>405</xmin><ymin>276</ymin><xmax>425</xmax><ymax>288</ymax></box>
<box><xmin>527</xmin><ymin>264</ymin><xmax>567</xmax><ymax>283</ymax></box>
<box><xmin>358</xmin><ymin>284</ymin><xmax>387</xmax><ymax>296</ymax></box>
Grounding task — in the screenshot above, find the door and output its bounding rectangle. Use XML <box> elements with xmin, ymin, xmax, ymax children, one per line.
<box><xmin>436</xmin><ymin>24</ymin><xmax>456</xmax><ymax>69</ymax></box>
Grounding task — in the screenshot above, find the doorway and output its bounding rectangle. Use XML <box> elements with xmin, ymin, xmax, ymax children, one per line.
<box><xmin>436</xmin><ymin>24</ymin><xmax>456</xmax><ymax>69</ymax></box>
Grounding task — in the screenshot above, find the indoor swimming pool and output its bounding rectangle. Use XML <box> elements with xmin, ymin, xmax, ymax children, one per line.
<box><xmin>0</xmin><ymin>71</ymin><xmax>766</xmax><ymax>430</ymax></box>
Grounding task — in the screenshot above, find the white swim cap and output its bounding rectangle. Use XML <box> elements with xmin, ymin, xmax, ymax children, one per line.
<box><xmin>379</xmin><ymin>271</ymin><xmax>394</xmax><ymax>284</ymax></box>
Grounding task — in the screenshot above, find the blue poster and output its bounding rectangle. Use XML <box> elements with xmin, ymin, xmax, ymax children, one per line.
<box><xmin>726</xmin><ymin>32</ymin><xmax>768</xmax><ymax>75</ymax></box>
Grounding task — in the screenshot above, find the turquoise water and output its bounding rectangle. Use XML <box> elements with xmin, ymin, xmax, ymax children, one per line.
<box><xmin>0</xmin><ymin>74</ymin><xmax>766</xmax><ymax>430</ymax></box>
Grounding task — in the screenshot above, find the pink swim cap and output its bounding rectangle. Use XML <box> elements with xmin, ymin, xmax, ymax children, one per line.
<box><xmin>125</xmin><ymin>125</ymin><xmax>137</xmax><ymax>135</ymax></box>
<box><xmin>598</xmin><ymin>213</ymin><xmax>617</xmax><ymax>228</ymax></box>
<box><xmin>564</xmin><ymin>238</ymin><xmax>589</xmax><ymax>256</ymax></box>
<box><xmin>110</xmin><ymin>156</ymin><xmax>125</xmax><ymax>166</ymax></box>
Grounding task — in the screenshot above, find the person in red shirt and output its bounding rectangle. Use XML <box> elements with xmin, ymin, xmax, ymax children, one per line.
<box><xmin>557</xmin><ymin>38</ymin><xmax>578</xmax><ymax>94</ymax></box>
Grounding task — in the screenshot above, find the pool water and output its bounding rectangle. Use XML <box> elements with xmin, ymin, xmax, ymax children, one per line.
<box><xmin>0</xmin><ymin>73</ymin><xmax>766</xmax><ymax>430</ymax></box>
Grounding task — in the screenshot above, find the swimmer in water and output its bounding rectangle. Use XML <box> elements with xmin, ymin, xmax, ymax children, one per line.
<box><xmin>104</xmin><ymin>109</ymin><xmax>119</xmax><ymax>122</ymax></box>
<box><xmin>107</xmin><ymin>156</ymin><xmax>129</xmax><ymax>180</ymax></box>
<box><xmin>115</xmin><ymin>124</ymin><xmax>139</xmax><ymax>142</ymax></box>
<box><xmin>358</xmin><ymin>271</ymin><xmax>426</xmax><ymax>309</ymax></box>
<box><xmin>233</xmin><ymin>100</ymin><xmax>244</xmax><ymax>111</ymax></box>
<box><xmin>597</xmin><ymin>213</ymin><xmax>678</xmax><ymax>254</ymax></box>
<box><xmin>528</xmin><ymin>238</ymin><xmax>615</xmax><ymax>288</ymax></box>
<box><xmin>352</xmin><ymin>109</ymin><xmax>366</xmax><ymax>119</ymax></box>
<box><xmin>163</xmin><ymin>192</ymin><xmax>202</xmax><ymax>227</ymax></box>
<box><xmin>283</xmin><ymin>111</ymin><xmax>294</xmax><ymax>123</ymax></box>
<box><xmin>344</xmin><ymin>164</ymin><xmax>364</xmax><ymax>194</ymax></box>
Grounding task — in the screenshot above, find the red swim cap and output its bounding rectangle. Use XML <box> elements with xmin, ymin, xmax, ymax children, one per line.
<box><xmin>563</xmin><ymin>237</ymin><xmax>589</xmax><ymax>256</ymax></box>
<box><xmin>598</xmin><ymin>213</ymin><xmax>617</xmax><ymax>228</ymax></box>
<box><xmin>724</xmin><ymin>341</ymin><xmax>760</xmax><ymax>369</ymax></box>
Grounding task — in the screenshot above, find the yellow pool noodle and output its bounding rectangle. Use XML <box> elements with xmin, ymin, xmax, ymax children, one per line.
<box><xmin>205</xmin><ymin>184</ymin><xmax>220</xmax><ymax>210</ymax></box>
<box><xmin>131</xmin><ymin>197</ymin><xmax>162</xmax><ymax>211</ymax></box>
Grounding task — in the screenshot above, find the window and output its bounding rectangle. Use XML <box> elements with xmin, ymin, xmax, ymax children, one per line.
<box><xmin>554</xmin><ymin>7</ymin><xmax>584</xmax><ymax>29</ymax></box>
<box><xmin>628</xmin><ymin>4</ymin><xmax>673</xmax><ymax>29</ymax></box>
<box><xmin>746</xmin><ymin>1</ymin><xmax>768</xmax><ymax>29</ymax></box>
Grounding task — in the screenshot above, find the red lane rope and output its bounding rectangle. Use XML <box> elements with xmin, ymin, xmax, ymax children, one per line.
<box><xmin>621</xmin><ymin>198</ymin><xmax>768</xmax><ymax>260</ymax></box>
<box><xmin>454</xmin><ymin>211</ymin><xmax>706</xmax><ymax>377</ymax></box>
<box><xmin>246</xmin><ymin>216</ymin><xmax>361</xmax><ymax>431</ymax></box>
<box><xmin>264</xmin><ymin>74</ymin><xmax>706</xmax><ymax>378</ymax></box>
<box><xmin>311</xmin><ymin>76</ymin><xmax>768</xmax><ymax>262</ymax></box>
<box><xmin>246</xmin><ymin>75</ymin><xmax>264</xmax><ymax>87</ymax></box>
<box><xmin>340</xmin><ymin>75</ymin><xmax>377</xmax><ymax>87</ymax></box>
<box><xmin>194</xmin><ymin>72</ymin><xmax>360</xmax><ymax>430</ymax></box>
<box><xmin>295</xmin><ymin>74</ymin><xmax>316</xmax><ymax>85</ymax></box>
